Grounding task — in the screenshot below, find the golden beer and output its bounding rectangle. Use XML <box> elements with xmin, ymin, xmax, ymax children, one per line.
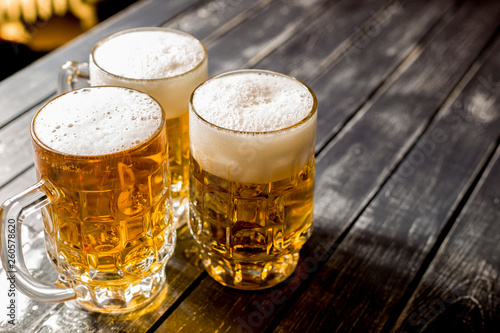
<box><xmin>189</xmin><ymin>70</ymin><xmax>317</xmax><ymax>289</ymax></box>
<box><xmin>89</xmin><ymin>28</ymin><xmax>208</xmax><ymax>228</ymax></box>
<box><xmin>32</xmin><ymin>87</ymin><xmax>175</xmax><ymax>312</ymax></box>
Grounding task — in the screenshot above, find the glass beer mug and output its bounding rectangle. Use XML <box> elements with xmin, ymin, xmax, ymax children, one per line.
<box><xmin>189</xmin><ymin>69</ymin><xmax>317</xmax><ymax>290</ymax></box>
<box><xmin>58</xmin><ymin>27</ymin><xmax>208</xmax><ymax>229</ymax></box>
<box><xmin>0</xmin><ymin>86</ymin><xmax>176</xmax><ymax>313</ymax></box>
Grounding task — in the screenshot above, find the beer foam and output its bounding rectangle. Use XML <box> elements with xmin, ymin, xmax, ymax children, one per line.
<box><xmin>93</xmin><ymin>29</ymin><xmax>205</xmax><ymax>80</ymax></box>
<box><xmin>192</xmin><ymin>72</ymin><xmax>314</xmax><ymax>132</ymax></box>
<box><xmin>34</xmin><ymin>87</ymin><xmax>163</xmax><ymax>156</ymax></box>
<box><xmin>190</xmin><ymin>71</ymin><xmax>317</xmax><ymax>183</ymax></box>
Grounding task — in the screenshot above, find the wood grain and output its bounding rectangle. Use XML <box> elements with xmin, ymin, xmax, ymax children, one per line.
<box><xmin>164</xmin><ymin>0</ymin><xmax>272</xmax><ymax>42</ymax></box>
<box><xmin>309</xmin><ymin>0</ymin><xmax>456</xmax><ymax>152</ymax></box>
<box><xmin>391</xmin><ymin>53</ymin><xmax>500</xmax><ymax>333</ymax></box>
<box><xmin>255</xmin><ymin>0</ymin><xmax>455</xmax><ymax>154</ymax></box>
<box><xmin>152</xmin><ymin>0</ymin><xmax>500</xmax><ymax>332</ymax></box>
<box><xmin>205</xmin><ymin>0</ymin><xmax>330</xmax><ymax>76</ymax></box>
<box><xmin>275</xmin><ymin>7</ymin><xmax>500</xmax><ymax>333</ymax></box>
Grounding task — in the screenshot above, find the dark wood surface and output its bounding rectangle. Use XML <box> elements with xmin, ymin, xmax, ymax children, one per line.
<box><xmin>0</xmin><ymin>0</ymin><xmax>499</xmax><ymax>332</ymax></box>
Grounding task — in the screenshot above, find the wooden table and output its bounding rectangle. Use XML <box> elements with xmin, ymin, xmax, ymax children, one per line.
<box><xmin>1</xmin><ymin>0</ymin><xmax>499</xmax><ymax>332</ymax></box>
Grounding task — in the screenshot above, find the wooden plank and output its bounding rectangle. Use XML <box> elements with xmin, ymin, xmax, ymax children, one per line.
<box><xmin>393</xmin><ymin>146</ymin><xmax>500</xmax><ymax>332</ymax></box>
<box><xmin>0</xmin><ymin>169</ymin><xmax>37</xmax><ymax>205</ymax></box>
<box><xmin>0</xmin><ymin>0</ymin><xmax>203</xmax><ymax>128</ymax></box>
<box><xmin>252</xmin><ymin>0</ymin><xmax>397</xmax><ymax>77</ymax></box>
<box><xmin>0</xmin><ymin>104</ymin><xmax>45</xmax><ymax>188</ymax></box>
<box><xmin>254</xmin><ymin>0</ymin><xmax>455</xmax><ymax>151</ymax></box>
<box><xmin>153</xmin><ymin>0</ymin><xmax>500</xmax><ymax>332</ymax></box>
<box><xmin>206</xmin><ymin>0</ymin><xmax>331</xmax><ymax>75</ymax></box>
<box><xmin>255</xmin><ymin>0</ymin><xmax>404</xmax><ymax>81</ymax></box>
<box><xmin>310</xmin><ymin>0</ymin><xmax>455</xmax><ymax>152</ymax></box>
<box><xmin>164</xmin><ymin>0</ymin><xmax>272</xmax><ymax>42</ymax></box>
<box><xmin>275</xmin><ymin>16</ymin><xmax>500</xmax><ymax>333</ymax></box>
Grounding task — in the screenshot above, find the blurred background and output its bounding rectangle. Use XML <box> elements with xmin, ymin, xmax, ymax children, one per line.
<box><xmin>0</xmin><ymin>0</ymin><xmax>138</xmax><ymax>81</ymax></box>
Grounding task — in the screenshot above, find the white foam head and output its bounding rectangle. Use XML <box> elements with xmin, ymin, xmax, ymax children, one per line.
<box><xmin>190</xmin><ymin>71</ymin><xmax>317</xmax><ymax>183</ymax></box>
<box><xmin>90</xmin><ymin>28</ymin><xmax>208</xmax><ymax>119</ymax></box>
<box><xmin>34</xmin><ymin>87</ymin><xmax>163</xmax><ymax>156</ymax></box>
<box><xmin>192</xmin><ymin>72</ymin><xmax>314</xmax><ymax>132</ymax></box>
<box><xmin>92</xmin><ymin>28</ymin><xmax>206</xmax><ymax>80</ymax></box>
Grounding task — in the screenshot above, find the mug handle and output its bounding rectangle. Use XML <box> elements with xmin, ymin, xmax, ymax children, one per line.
<box><xmin>58</xmin><ymin>61</ymin><xmax>90</xmax><ymax>93</ymax></box>
<box><xmin>0</xmin><ymin>179</ymin><xmax>77</xmax><ymax>302</ymax></box>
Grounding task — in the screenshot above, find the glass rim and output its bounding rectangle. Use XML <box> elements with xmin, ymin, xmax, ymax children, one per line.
<box><xmin>189</xmin><ymin>69</ymin><xmax>318</xmax><ymax>136</ymax></box>
<box><xmin>31</xmin><ymin>86</ymin><xmax>167</xmax><ymax>160</ymax></box>
<box><xmin>90</xmin><ymin>27</ymin><xmax>208</xmax><ymax>83</ymax></box>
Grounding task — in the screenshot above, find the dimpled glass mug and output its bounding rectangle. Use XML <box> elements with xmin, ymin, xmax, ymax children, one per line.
<box><xmin>189</xmin><ymin>70</ymin><xmax>317</xmax><ymax>290</ymax></box>
<box><xmin>58</xmin><ymin>27</ymin><xmax>208</xmax><ymax>229</ymax></box>
<box><xmin>0</xmin><ymin>86</ymin><xmax>176</xmax><ymax>313</ymax></box>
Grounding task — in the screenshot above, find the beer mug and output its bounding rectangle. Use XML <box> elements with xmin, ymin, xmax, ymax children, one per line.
<box><xmin>189</xmin><ymin>70</ymin><xmax>317</xmax><ymax>289</ymax></box>
<box><xmin>0</xmin><ymin>86</ymin><xmax>176</xmax><ymax>313</ymax></box>
<box><xmin>58</xmin><ymin>27</ymin><xmax>208</xmax><ymax>229</ymax></box>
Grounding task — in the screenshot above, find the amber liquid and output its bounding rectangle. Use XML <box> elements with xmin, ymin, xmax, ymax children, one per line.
<box><xmin>166</xmin><ymin>112</ymin><xmax>190</xmax><ymax>228</ymax></box>
<box><xmin>33</xmin><ymin>126</ymin><xmax>175</xmax><ymax>312</ymax></box>
<box><xmin>189</xmin><ymin>155</ymin><xmax>314</xmax><ymax>289</ymax></box>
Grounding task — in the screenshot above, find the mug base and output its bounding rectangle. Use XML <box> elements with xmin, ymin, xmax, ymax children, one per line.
<box><xmin>63</xmin><ymin>268</ymin><xmax>166</xmax><ymax>314</ymax></box>
<box><xmin>200</xmin><ymin>249</ymin><xmax>300</xmax><ymax>290</ymax></box>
